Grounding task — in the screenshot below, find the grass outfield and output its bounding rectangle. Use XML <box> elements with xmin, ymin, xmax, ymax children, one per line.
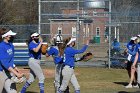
<box><xmin>17</xmin><ymin>67</ymin><xmax>140</xmax><ymax>93</ymax></box>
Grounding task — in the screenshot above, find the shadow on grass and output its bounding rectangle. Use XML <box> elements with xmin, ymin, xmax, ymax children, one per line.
<box><xmin>115</xmin><ymin>82</ymin><xmax>140</xmax><ymax>93</ymax></box>
<box><xmin>114</xmin><ymin>82</ymin><xmax>128</xmax><ymax>86</ymax></box>
<box><xmin>118</xmin><ymin>91</ymin><xmax>140</xmax><ymax>93</ymax></box>
<box><xmin>118</xmin><ymin>91</ymin><xmax>129</xmax><ymax>93</ymax></box>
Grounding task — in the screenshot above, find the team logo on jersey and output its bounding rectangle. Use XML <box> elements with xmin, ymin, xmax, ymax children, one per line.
<box><xmin>7</xmin><ymin>48</ymin><xmax>13</xmax><ymax>55</ymax></box>
<box><xmin>128</xmin><ymin>45</ymin><xmax>132</xmax><ymax>49</ymax></box>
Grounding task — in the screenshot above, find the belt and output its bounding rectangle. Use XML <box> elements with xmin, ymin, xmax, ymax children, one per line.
<box><xmin>65</xmin><ymin>65</ymin><xmax>74</xmax><ymax>69</ymax></box>
<box><xmin>30</xmin><ymin>57</ymin><xmax>40</xmax><ymax>60</ymax></box>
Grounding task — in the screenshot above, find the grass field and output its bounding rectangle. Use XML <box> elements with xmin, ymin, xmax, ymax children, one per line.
<box><xmin>16</xmin><ymin>67</ymin><xmax>140</xmax><ymax>93</ymax></box>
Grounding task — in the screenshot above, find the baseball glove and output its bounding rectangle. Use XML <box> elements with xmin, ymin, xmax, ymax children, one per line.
<box><xmin>11</xmin><ymin>75</ymin><xmax>26</xmax><ymax>83</ymax></box>
<box><xmin>41</xmin><ymin>43</ymin><xmax>48</xmax><ymax>55</ymax></box>
<box><xmin>80</xmin><ymin>52</ymin><xmax>93</xmax><ymax>62</ymax></box>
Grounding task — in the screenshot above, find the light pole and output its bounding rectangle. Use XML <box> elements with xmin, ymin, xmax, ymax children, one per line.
<box><xmin>108</xmin><ymin>0</ymin><xmax>111</xmax><ymax>69</ymax></box>
<box><xmin>77</xmin><ymin>0</ymin><xmax>80</xmax><ymax>50</ymax></box>
<box><xmin>38</xmin><ymin>0</ymin><xmax>41</xmax><ymax>34</ymax></box>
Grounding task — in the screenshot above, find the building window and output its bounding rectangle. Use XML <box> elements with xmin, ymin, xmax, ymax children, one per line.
<box><xmin>86</xmin><ymin>24</ymin><xmax>89</xmax><ymax>37</ymax></box>
<box><xmin>72</xmin><ymin>27</ymin><xmax>76</xmax><ymax>37</ymax></box>
<box><xmin>83</xmin><ymin>11</ymin><xmax>88</xmax><ymax>17</ymax></box>
<box><xmin>83</xmin><ymin>24</ymin><xmax>89</xmax><ymax>37</ymax></box>
<box><xmin>87</xmin><ymin>27</ymin><xmax>89</xmax><ymax>37</ymax></box>
<box><xmin>104</xmin><ymin>11</ymin><xmax>108</xmax><ymax>17</ymax></box>
<box><xmin>93</xmin><ymin>10</ymin><xmax>97</xmax><ymax>16</ymax></box>
<box><xmin>58</xmin><ymin>27</ymin><xmax>62</xmax><ymax>34</ymax></box>
<box><xmin>83</xmin><ymin>28</ymin><xmax>86</xmax><ymax>37</ymax></box>
<box><xmin>96</xmin><ymin>27</ymin><xmax>100</xmax><ymax>36</ymax></box>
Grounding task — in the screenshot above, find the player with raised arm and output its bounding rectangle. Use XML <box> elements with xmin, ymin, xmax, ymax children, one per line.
<box><xmin>58</xmin><ymin>37</ymin><xmax>89</xmax><ymax>93</ymax></box>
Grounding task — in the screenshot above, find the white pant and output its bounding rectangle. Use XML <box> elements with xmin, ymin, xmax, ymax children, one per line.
<box><xmin>137</xmin><ymin>63</ymin><xmax>140</xmax><ymax>83</ymax></box>
<box><xmin>54</xmin><ymin>64</ymin><xmax>63</xmax><ymax>88</ymax></box>
<box><xmin>3</xmin><ymin>71</ymin><xmax>17</xmax><ymax>93</ymax></box>
<box><xmin>60</xmin><ymin>65</ymin><xmax>80</xmax><ymax>91</ymax></box>
<box><xmin>27</xmin><ymin>58</ymin><xmax>45</xmax><ymax>84</ymax></box>
<box><xmin>0</xmin><ymin>71</ymin><xmax>7</xmax><ymax>93</ymax></box>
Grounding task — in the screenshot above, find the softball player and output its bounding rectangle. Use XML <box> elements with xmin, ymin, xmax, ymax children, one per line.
<box><xmin>20</xmin><ymin>32</ymin><xmax>45</xmax><ymax>93</ymax></box>
<box><xmin>58</xmin><ymin>38</ymin><xmax>89</xmax><ymax>93</ymax></box>
<box><xmin>133</xmin><ymin>35</ymin><xmax>140</xmax><ymax>86</ymax></box>
<box><xmin>125</xmin><ymin>36</ymin><xmax>138</xmax><ymax>88</ymax></box>
<box><xmin>0</xmin><ymin>29</ymin><xmax>8</xmax><ymax>93</ymax></box>
<box><xmin>46</xmin><ymin>36</ymin><xmax>69</xmax><ymax>93</ymax></box>
<box><xmin>46</xmin><ymin>36</ymin><xmax>63</xmax><ymax>92</ymax></box>
<box><xmin>0</xmin><ymin>29</ymin><xmax>23</xmax><ymax>93</ymax></box>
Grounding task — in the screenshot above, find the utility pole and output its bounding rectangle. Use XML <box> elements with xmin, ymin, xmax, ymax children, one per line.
<box><xmin>76</xmin><ymin>0</ymin><xmax>80</xmax><ymax>50</ymax></box>
<box><xmin>108</xmin><ymin>0</ymin><xmax>111</xmax><ymax>69</ymax></box>
<box><xmin>38</xmin><ymin>0</ymin><xmax>41</xmax><ymax>34</ymax></box>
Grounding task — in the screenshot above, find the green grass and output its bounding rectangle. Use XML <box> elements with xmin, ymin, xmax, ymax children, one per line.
<box><xmin>17</xmin><ymin>67</ymin><xmax>140</xmax><ymax>93</ymax></box>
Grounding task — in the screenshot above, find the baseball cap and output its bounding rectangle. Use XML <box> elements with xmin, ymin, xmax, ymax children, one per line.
<box><xmin>31</xmin><ymin>32</ymin><xmax>39</xmax><ymax>37</ymax></box>
<box><xmin>130</xmin><ymin>36</ymin><xmax>137</xmax><ymax>41</ymax></box>
<box><xmin>2</xmin><ymin>30</ymin><xmax>17</xmax><ymax>38</ymax></box>
<box><xmin>67</xmin><ymin>38</ymin><xmax>76</xmax><ymax>45</ymax></box>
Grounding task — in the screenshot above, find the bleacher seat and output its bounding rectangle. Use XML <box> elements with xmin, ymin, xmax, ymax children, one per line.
<box><xmin>14</xmin><ymin>48</ymin><xmax>29</xmax><ymax>66</ymax></box>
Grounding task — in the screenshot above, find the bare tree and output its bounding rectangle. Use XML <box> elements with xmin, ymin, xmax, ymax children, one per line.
<box><xmin>0</xmin><ymin>0</ymin><xmax>38</xmax><ymax>25</ymax></box>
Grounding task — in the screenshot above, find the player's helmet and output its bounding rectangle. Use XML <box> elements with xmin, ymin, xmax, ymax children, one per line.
<box><xmin>52</xmin><ymin>34</ymin><xmax>63</xmax><ymax>45</ymax></box>
<box><xmin>55</xmin><ymin>34</ymin><xmax>63</xmax><ymax>44</ymax></box>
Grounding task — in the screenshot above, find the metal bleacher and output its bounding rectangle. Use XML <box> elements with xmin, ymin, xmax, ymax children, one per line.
<box><xmin>13</xmin><ymin>43</ymin><xmax>29</xmax><ymax>66</ymax></box>
<box><xmin>14</xmin><ymin>47</ymin><xmax>29</xmax><ymax>66</ymax></box>
<box><xmin>14</xmin><ymin>43</ymin><xmax>47</xmax><ymax>66</ymax></box>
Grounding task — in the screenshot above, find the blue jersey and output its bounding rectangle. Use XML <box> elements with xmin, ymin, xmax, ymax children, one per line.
<box><xmin>0</xmin><ymin>64</ymin><xmax>3</xmax><ymax>71</ymax></box>
<box><xmin>63</xmin><ymin>45</ymin><xmax>88</xmax><ymax>67</ymax></box>
<box><xmin>47</xmin><ymin>46</ymin><xmax>63</xmax><ymax>64</ymax></box>
<box><xmin>28</xmin><ymin>41</ymin><xmax>41</xmax><ymax>59</ymax></box>
<box><xmin>127</xmin><ymin>41</ymin><xmax>135</xmax><ymax>52</ymax></box>
<box><xmin>112</xmin><ymin>41</ymin><xmax>120</xmax><ymax>50</ymax></box>
<box><xmin>0</xmin><ymin>41</ymin><xmax>15</xmax><ymax>70</ymax></box>
<box><xmin>127</xmin><ymin>41</ymin><xmax>137</xmax><ymax>62</ymax></box>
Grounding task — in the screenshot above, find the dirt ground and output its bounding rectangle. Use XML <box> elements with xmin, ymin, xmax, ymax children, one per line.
<box><xmin>19</xmin><ymin>68</ymin><xmax>55</xmax><ymax>78</ymax></box>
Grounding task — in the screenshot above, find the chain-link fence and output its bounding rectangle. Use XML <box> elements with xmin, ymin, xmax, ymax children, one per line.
<box><xmin>1</xmin><ymin>0</ymin><xmax>140</xmax><ymax>68</ymax></box>
<box><xmin>38</xmin><ymin>0</ymin><xmax>140</xmax><ymax>69</ymax></box>
<box><xmin>0</xmin><ymin>25</ymin><xmax>38</xmax><ymax>42</ymax></box>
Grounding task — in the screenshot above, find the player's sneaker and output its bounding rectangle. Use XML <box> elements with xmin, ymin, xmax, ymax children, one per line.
<box><xmin>133</xmin><ymin>84</ymin><xmax>139</xmax><ymax>88</ymax></box>
<box><xmin>125</xmin><ymin>84</ymin><xmax>133</xmax><ymax>88</ymax></box>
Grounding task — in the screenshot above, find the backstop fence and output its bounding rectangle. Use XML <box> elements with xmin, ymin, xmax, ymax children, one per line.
<box><xmin>1</xmin><ymin>0</ymin><xmax>140</xmax><ymax>68</ymax></box>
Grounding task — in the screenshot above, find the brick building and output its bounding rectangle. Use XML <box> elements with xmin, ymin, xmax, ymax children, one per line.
<box><xmin>49</xmin><ymin>8</ymin><xmax>108</xmax><ymax>44</ymax></box>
